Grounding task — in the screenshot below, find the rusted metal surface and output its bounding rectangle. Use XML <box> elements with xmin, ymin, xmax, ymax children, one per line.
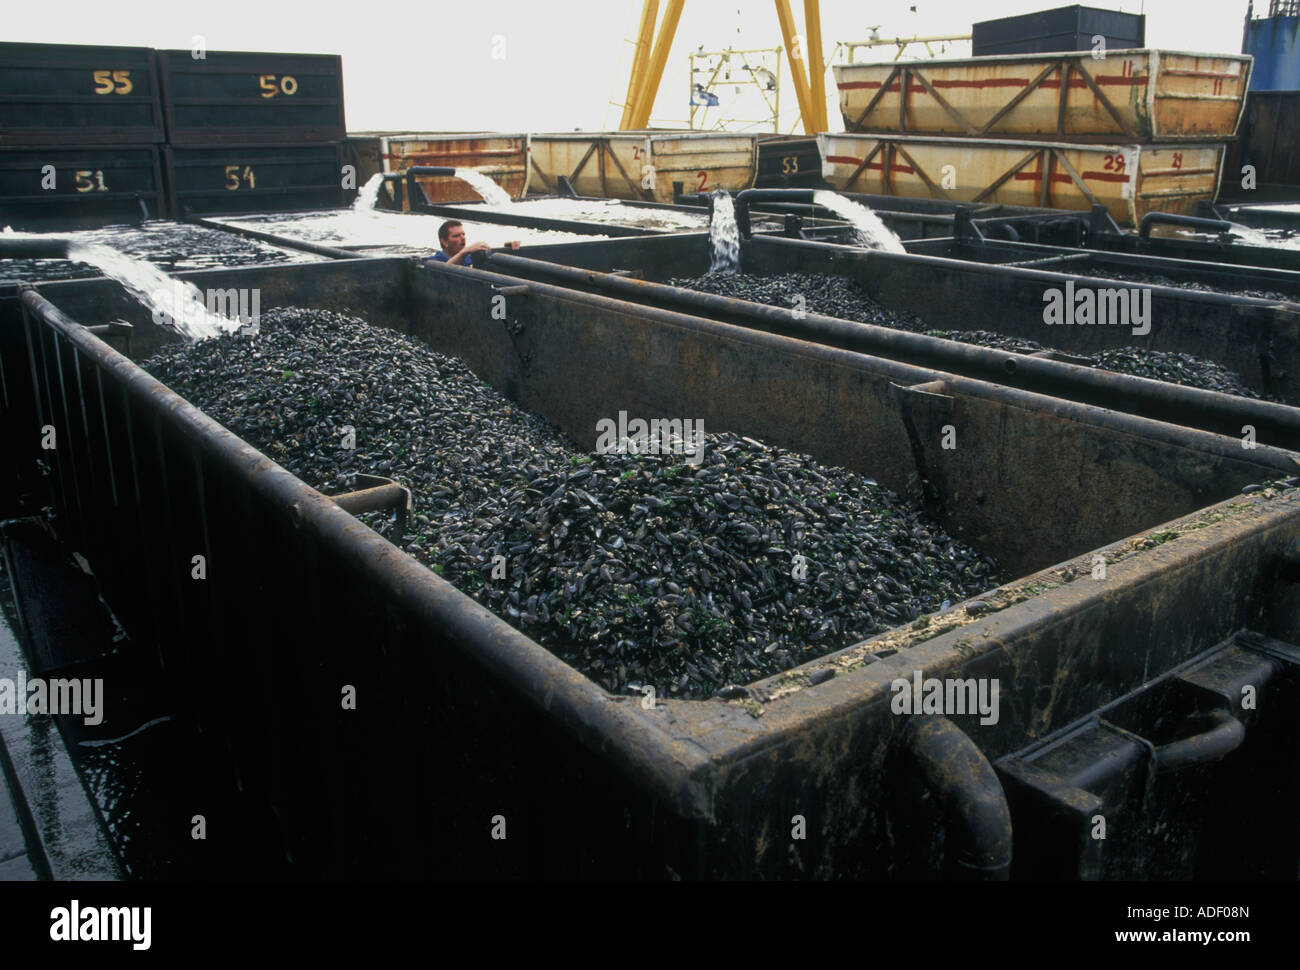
<box><xmin>529</xmin><ymin>131</ymin><xmax>757</xmax><ymax>204</ymax></box>
<box><xmin>906</xmin><ymin>234</ymin><xmax>1300</xmax><ymax>300</ymax></box>
<box><xmin>493</xmin><ymin>232</ymin><xmax>1300</xmax><ymax>408</ymax></box>
<box><xmin>819</xmin><ymin>133</ymin><xmax>1225</xmax><ymax>225</ymax></box>
<box><xmin>835</xmin><ymin>50</ymin><xmax>1251</xmax><ymax>142</ymax></box>
<box><xmin>7</xmin><ymin>256</ymin><xmax>1300</xmax><ymax>877</ymax></box>
<box><xmin>1223</xmin><ymin>91</ymin><xmax>1300</xmax><ymax>192</ymax></box>
<box><xmin>382</xmin><ymin>133</ymin><xmax>530</xmax><ymax>205</ymax></box>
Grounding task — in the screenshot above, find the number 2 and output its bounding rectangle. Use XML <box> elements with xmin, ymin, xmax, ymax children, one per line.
<box><xmin>696</xmin><ymin>170</ymin><xmax>708</xmax><ymax>191</ymax></box>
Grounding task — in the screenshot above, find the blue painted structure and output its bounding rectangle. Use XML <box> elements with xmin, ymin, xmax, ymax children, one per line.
<box><xmin>1244</xmin><ymin>3</ymin><xmax>1300</xmax><ymax>90</ymax></box>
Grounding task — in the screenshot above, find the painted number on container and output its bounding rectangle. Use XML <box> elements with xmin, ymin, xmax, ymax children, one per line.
<box><xmin>1102</xmin><ymin>153</ymin><xmax>1126</xmax><ymax>172</ymax></box>
<box><xmin>1171</xmin><ymin>152</ymin><xmax>1183</xmax><ymax>169</ymax></box>
<box><xmin>224</xmin><ymin>165</ymin><xmax>256</xmax><ymax>189</ymax></box>
<box><xmin>74</xmin><ymin>170</ymin><xmax>108</xmax><ymax>192</ymax></box>
<box><xmin>632</xmin><ymin>146</ymin><xmax>641</xmax><ymax>160</ymax></box>
<box><xmin>92</xmin><ymin>70</ymin><xmax>133</xmax><ymax>95</ymax></box>
<box><xmin>258</xmin><ymin>74</ymin><xmax>298</xmax><ymax>97</ymax></box>
<box><xmin>1212</xmin><ymin>78</ymin><xmax>1224</xmax><ymax>95</ymax></box>
<box><xmin>781</xmin><ymin>155</ymin><xmax>799</xmax><ymax>175</ymax></box>
<box><xmin>697</xmin><ymin>170</ymin><xmax>708</xmax><ymax>191</ymax></box>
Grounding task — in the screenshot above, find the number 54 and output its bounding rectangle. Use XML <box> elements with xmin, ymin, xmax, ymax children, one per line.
<box><xmin>224</xmin><ymin>165</ymin><xmax>256</xmax><ymax>190</ymax></box>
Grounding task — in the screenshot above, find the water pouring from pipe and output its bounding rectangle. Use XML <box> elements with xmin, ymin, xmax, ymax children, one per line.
<box><xmin>456</xmin><ymin>168</ymin><xmax>513</xmax><ymax>206</ymax></box>
<box><xmin>350</xmin><ymin>173</ymin><xmax>386</xmax><ymax>215</ymax></box>
<box><xmin>66</xmin><ymin>241</ymin><xmax>244</xmax><ymax>341</ymax></box>
<box><xmin>812</xmin><ymin>190</ymin><xmax>906</xmax><ymax>253</ymax></box>
<box><xmin>708</xmin><ymin>190</ymin><xmax>741</xmax><ymax>273</ymax></box>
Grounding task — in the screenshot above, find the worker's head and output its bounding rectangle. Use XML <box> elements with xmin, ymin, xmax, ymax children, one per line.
<box><xmin>438</xmin><ymin>220</ymin><xmax>466</xmax><ymax>255</ymax></box>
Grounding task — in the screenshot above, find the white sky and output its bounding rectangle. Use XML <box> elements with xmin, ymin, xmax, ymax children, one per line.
<box><xmin>6</xmin><ymin>0</ymin><xmax>1255</xmax><ymax>134</ymax></box>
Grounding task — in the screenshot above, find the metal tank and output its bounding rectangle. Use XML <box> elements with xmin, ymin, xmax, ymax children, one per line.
<box><xmin>818</xmin><ymin>132</ymin><xmax>1226</xmax><ymax>225</ymax></box>
<box><xmin>3</xmin><ymin>252</ymin><xmax>1299</xmax><ymax>879</ymax></box>
<box><xmin>529</xmin><ymin>131</ymin><xmax>757</xmax><ymax>203</ymax></box>
<box><xmin>833</xmin><ymin>50</ymin><xmax>1251</xmax><ymax>142</ymax></box>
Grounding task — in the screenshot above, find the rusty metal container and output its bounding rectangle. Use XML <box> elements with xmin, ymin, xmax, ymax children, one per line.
<box><xmin>819</xmin><ymin>132</ymin><xmax>1224</xmax><ymax>225</ymax></box>
<box><xmin>833</xmin><ymin>50</ymin><xmax>1252</xmax><ymax>142</ymax></box>
<box><xmin>382</xmin><ymin>132</ymin><xmax>529</xmax><ymax>205</ymax></box>
<box><xmin>4</xmin><ymin>255</ymin><xmax>1300</xmax><ymax>879</ymax></box>
<box><xmin>528</xmin><ymin>131</ymin><xmax>757</xmax><ymax>203</ymax></box>
<box><xmin>1223</xmin><ymin>91</ymin><xmax>1300</xmax><ymax>194</ymax></box>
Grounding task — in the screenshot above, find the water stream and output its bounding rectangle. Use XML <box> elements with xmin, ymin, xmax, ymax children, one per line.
<box><xmin>455</xmin><ymin>168</ymin><xmax>514</xmax><ymax>206</ymax></box>
<box><xmin>65</xmin><ymin>241</ymin><xmax>244</xmax><ymax>341</ymax></box>
<box><xmin>708</xmin><ymin>190</ymin><xmax>740</xmax><ymax>273</ymax></box>
<box><xmin>812</xmin><ymin>190</ymin><xmax>907</xmax><ymax>253</ymax></box>
<box><xmin>350</xmin><ymin>173</ymin><xmax>386</xmax><ymax>214</ymax></box>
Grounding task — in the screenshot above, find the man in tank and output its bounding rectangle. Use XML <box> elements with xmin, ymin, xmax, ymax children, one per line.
<box><xmin>426</xmin><ymin>220</ymin><xmax>519</xmax><ymax>268</ymax></box>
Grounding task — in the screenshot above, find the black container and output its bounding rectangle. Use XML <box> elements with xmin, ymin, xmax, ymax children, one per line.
<box><xmin>972</xmin><ymin>5</ymin><xmax>1145</xmax><ymax>56</ymax></box>
<box><xmin>0</xmin><ymin>144</ymin><xmax>163</xmax><ymax>229</ymax></box>
<box><xmin>5</xmin><ymin>257</ymin><xmax>1300</xmax><ymax>879</ymax></box>
<box><xmin>157</xmin><ymin>50</ymin><xmax>345</xmax><ymax>145</ymax></box>
<box><xmin>163</xmin><ymin>143</ymin><xmax>345</xmax><ymax>217</ymax></box>
<box><xmin>0</xmin><ymin>42</ymin><xmax>164</xmax><ymax>146</ymax></box>
<box><xmin>1222</xmin><ymin>91</ymin><xmax>1300</xmax><ymax>197</ymax></box>
<box><xmin>755</xmin><ymin>135</ymin><xmax>825</xmax><ymax>189</ymax></box>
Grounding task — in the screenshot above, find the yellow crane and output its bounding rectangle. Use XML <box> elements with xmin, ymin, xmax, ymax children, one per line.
<box><xmin>618</xmin><ymin>0</ymin><xmax>829</xmax><ymax>133</ymax></box>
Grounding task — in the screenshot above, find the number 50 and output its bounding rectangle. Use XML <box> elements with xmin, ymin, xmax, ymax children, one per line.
<box><xmin>258</xmin><ymin>74</ymin><xmax>298</xmax><ymax>98</ymax></box>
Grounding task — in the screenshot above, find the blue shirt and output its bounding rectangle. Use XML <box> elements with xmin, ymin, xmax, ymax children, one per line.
<box><xmin>426</xmin><ymin>250</ymin><xmax>474</xmax><ymax>268</ymax></box>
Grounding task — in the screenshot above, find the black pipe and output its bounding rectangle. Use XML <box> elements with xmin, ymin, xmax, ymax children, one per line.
<box><xmin>404</xmin><ymin>166</ymin><xmax>460</xmax><ymax>213</ymax></box>
<box><xmin>187</xmin><ymin>216</ymin><xmax>365</xmax><ymax>261</ymax></box>
<box><xmin>1089</xmin><ymin>203</ymin><xmax>1121</xmax><ymax>238</ymax></box>
<box><xmin>953</xmin><ymin>206</ymin><xmax>981</xmax><ymax>243</ymax></box>
<box><xmin>479</xmin><ymin>250</ymin><xmax>1300</xmax><ymax>449</ymax></box>
<box><xmin>402</xmin><ymin>166</ymin><xmax>458</xmax><ymax>177</ymax></box>
<box><xmin>0</xmin><ymin>237</ymin><xmax>71</xmax><ymax>259</ymax></box>
<box><xmin>902</xmin><ymin>718</ymin><xmax>1013</xmax><ymax>880</ymax></box>
<box><xmin>398</xmin><ymin>201</ymin><xmax>655</xmax><ymax>237</ymax></box>
<box><xmin>734</xmin><ymin>188</ymin><xmax>819</xmax><ymax>238</ymax></box>
<box><xmin>1140</xmin><ymin>211</ymin><xmax>1233</xmax><ymax>240</ymax></box>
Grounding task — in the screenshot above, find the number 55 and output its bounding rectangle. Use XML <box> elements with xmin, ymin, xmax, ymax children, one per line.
<box><xmin>92</xmin><ymin>70</ymin><xmax>133</xmax><ymax>95</ymax></box>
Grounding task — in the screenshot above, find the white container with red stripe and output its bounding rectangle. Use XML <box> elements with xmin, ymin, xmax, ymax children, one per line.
<box><xmin>818</xmin><ymin>133</ymin><xmax>1225</xmax><ymax>226</ymax></box>
<box><xmin>832</xmin><ymin>49</ymin><xmax>1251</xmax><ymax>143</ymax></box>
